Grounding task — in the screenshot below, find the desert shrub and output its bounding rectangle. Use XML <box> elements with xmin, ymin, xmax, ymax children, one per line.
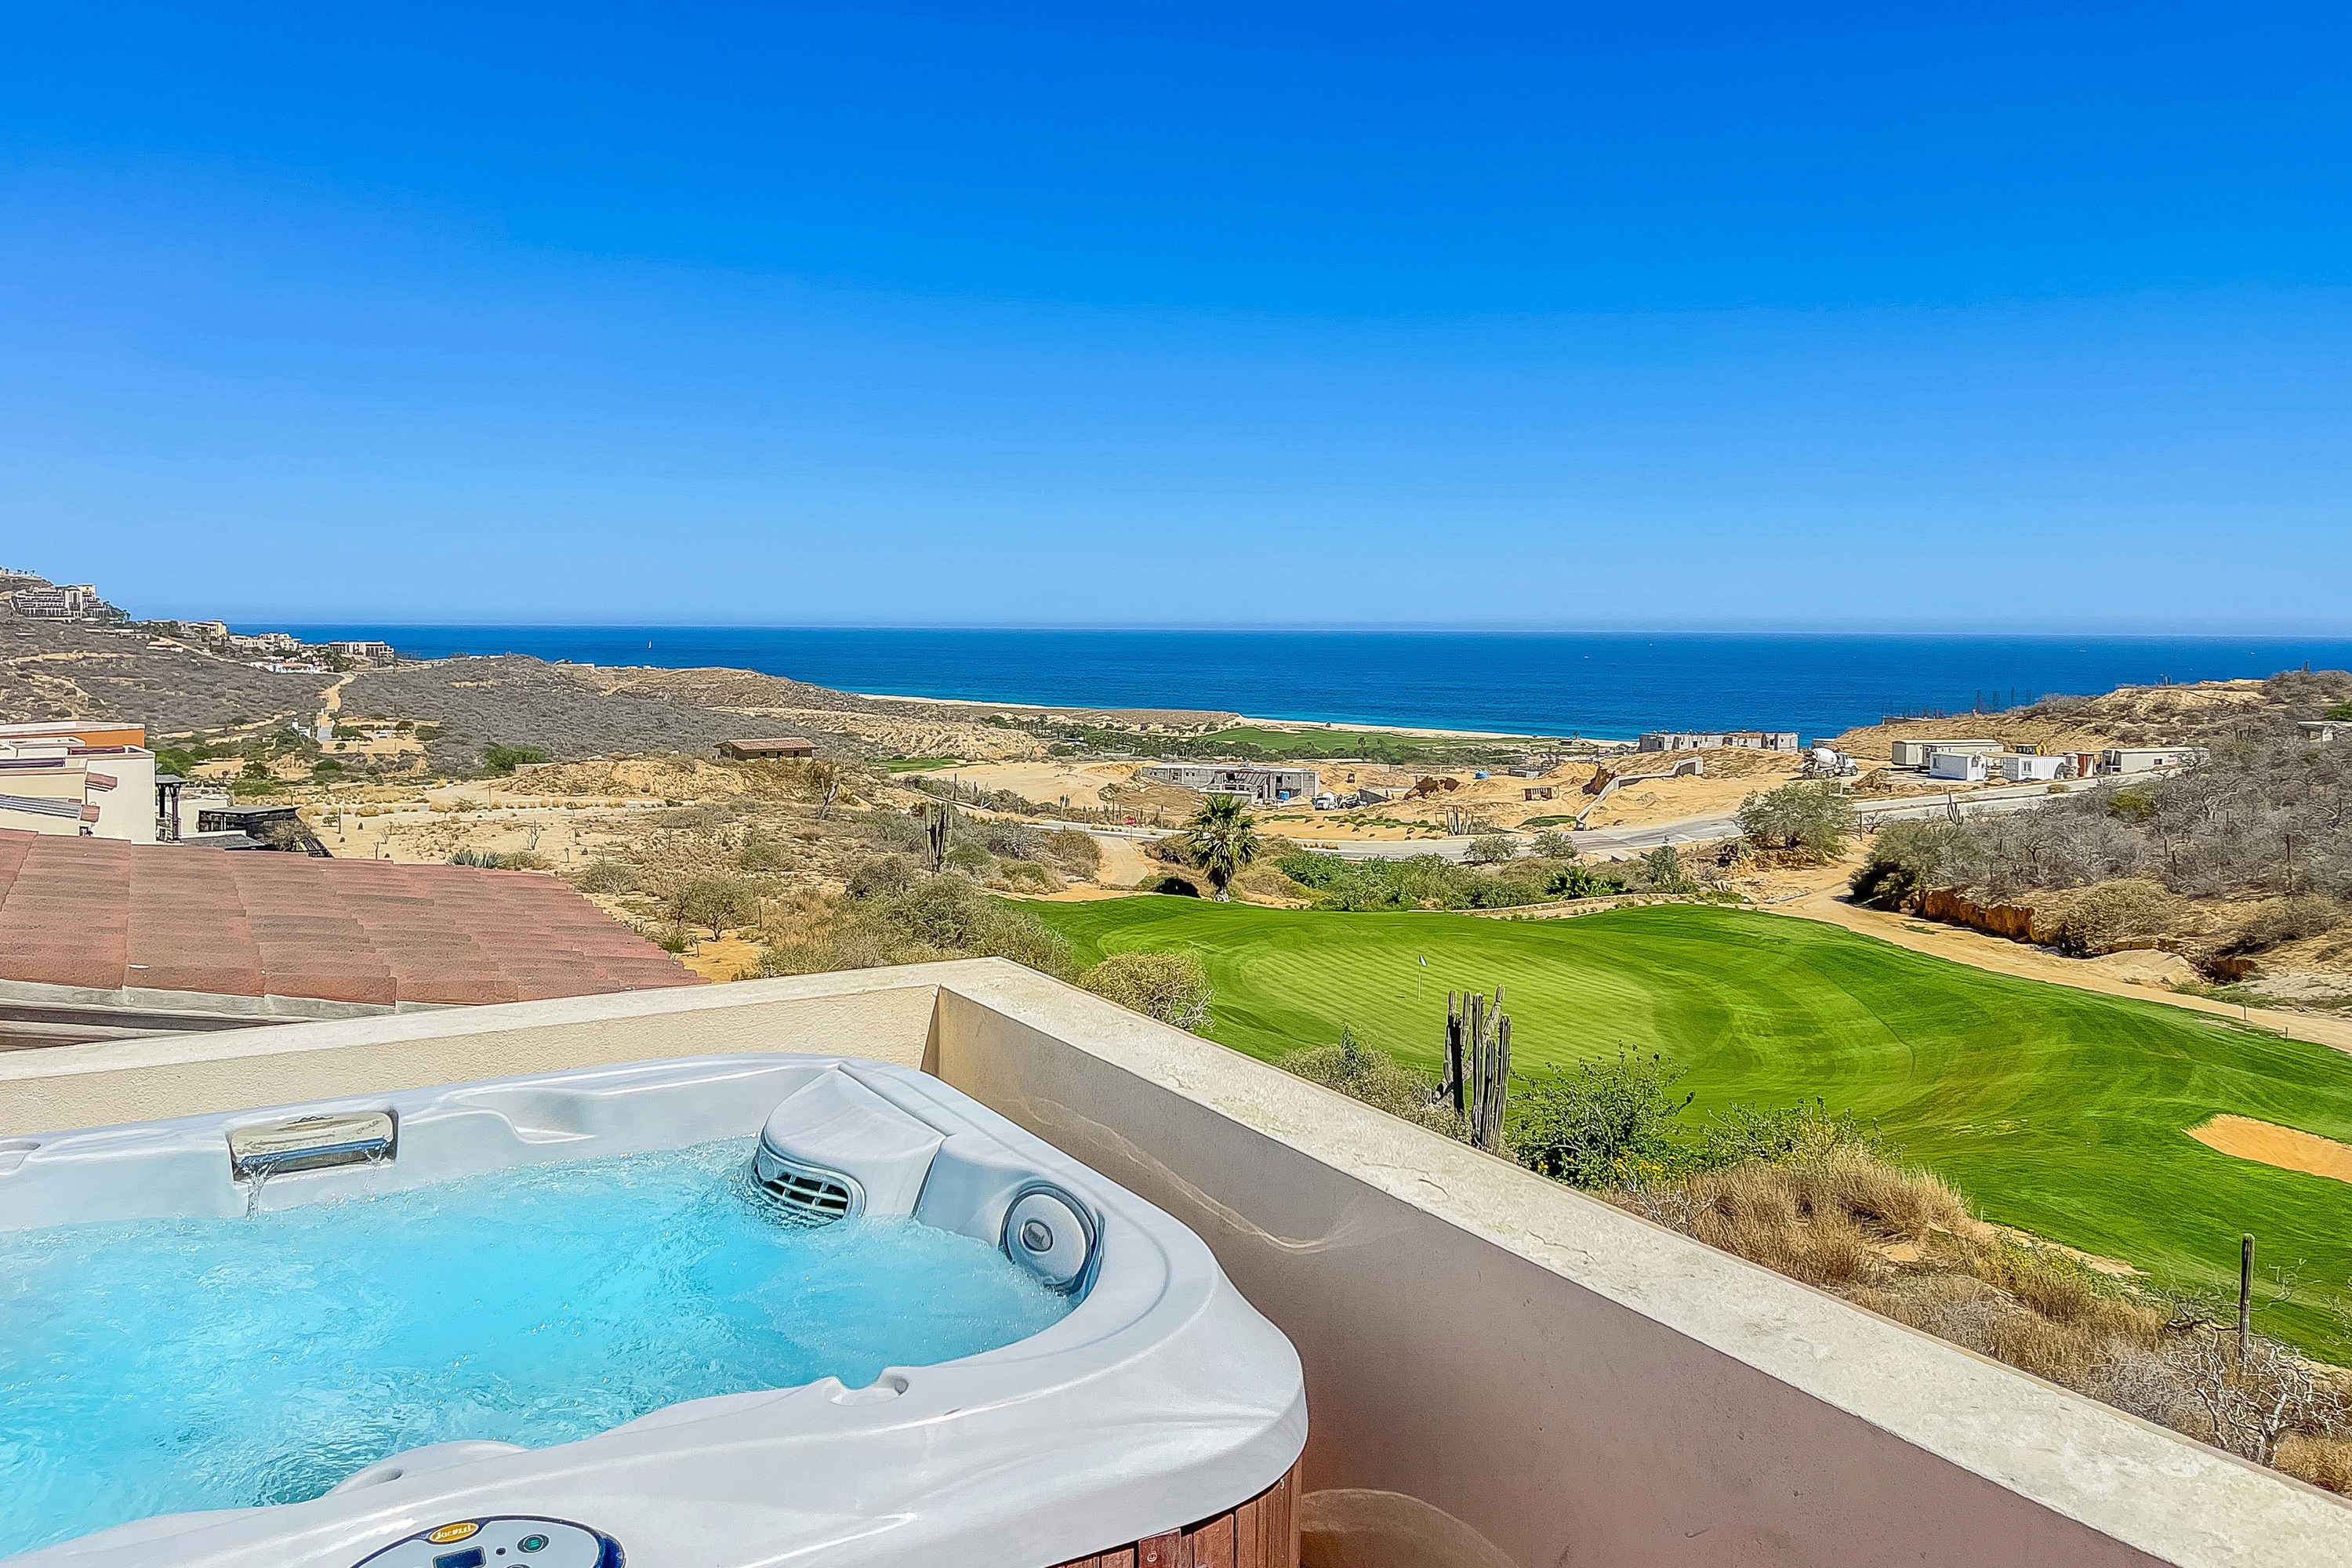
<box><xmin>1531</xmin><ymin>829</ymin><xmax>1577</xmax><ymax>858</ymax></box>
<box><xmin>829</xmin><ymin>873</ymin><xmax>1075</xmax><ymax>979</ymax></box>
<box><xmin>482</xmin><ymin>742</ymin><xmax>550</xmax><ymax>776</ymax></box>
<box><xmin>2226</xmin><ymin>893</ymin><xmax>2347</xmax><ymax>953</ymax></box>
<box><xmin>1541</xmin><ymin>862</ymin><xmax>1622</xmax><ymax>899</ymax></box>
<box><xmin>1639</xmin><ymin>844</ymin><xmax>1694</xmax><ymax>893</ymax></box>
<box><xmin>1080</xmin><ymin>951</ymin><xmax>1214</xmax><ymax>1031</ymax></box>
<box><xmin>2107</xmin><ymin>787</ymin><xmax>2158</xmax><ymax>824</ymax></box>
<box><xmin>986</xmin><ymin>858</ymin><xmax>1060</xmax><ymax>893</ymax></box>
<box><xmin>2278</xmin><ymin>1435</ymin><xmax>2352</xmax><ymax>1495</ymax></box>
<box><xmin>980</xmin><ymin>818</ymin><xmax>1040</xmax><ymax>860</ymax></box>
<box><xmin>735</xmin><ymin>833</ymin><xmax>797</xmax><ymax>873</ymax></box>
<box><xmin>1693</xmin><ymin>1100</ymin><xmax>1877</xmax><ymax>1167</ymax></box>
<box><xmin>744</xmin><ymin>941</ymin><xmax>837</xmax><ymax>978</ymax></box>
<box><xmin>1036</xmin><ymin>828</ymin><xmax>1102</xmax><ymax>877</ymax></box>
<box><xmin>1464</xmin><ymin>834</ymin><xmax>1517</xmax><ymax>865</ymax></box>
<box><xmin>652</xmin><ymin>929</ymin><xmax>692</xmax><ymax>953</ymax></box>
<box><xmin>2053</xmin><ymin>878</ymin><xmax>2180</xmax><ymax>955</ymax></box>
<box><xmin>499</xmin><ymin>848</ymin><xmax>553</xmax><ymax>871</ymax></box>
<box><xmin>862</xmin><ymin>808</ymin><xmax>927</xmax><ymax>854</ymax></box>
<box><xmin>1735</xmin><ymin>780</ymin><xmax>1855</xmax><ymax>862</ymax></box>
<box><xmin>846</xmin><ymin>854</ymin><xmax>920</xmax><ymax>900</ymax></box>
<box><xmin>944</xmin><ymin>841</ymin><xmax>992</xmax><ymax>873</ymax></box>
<box><xmin>1511</xmin><ymin>1051</ymin><xmax>1695</xmax><ymax>1188</ymax></box>
<box><xmin>1283</xmin><ymin>1026</ymin><xmax>1465</xmax><ymax>1136</ymax></box>
<box><xmin>1849</xmin><ymin>819</ymin><xmax>1955</xmax><ymax>909</ymax></box>
<box><xmin>573</xmin><ymin>859</ymin><xmax>637</xmax><ymax>894</ymax></box>
<box><xmin>668</xmin><ymin>876</ymin><xmax>760</xmax><ymax>938</ymax></box>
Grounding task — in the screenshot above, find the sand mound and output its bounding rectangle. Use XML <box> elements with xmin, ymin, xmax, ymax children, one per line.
<box><xmin>2079</xmin><ymin>948</ymin><xmax>2200</xmax><ymax>987</ymax></box>
<box><xmin>2187</xmin><ymin>1115</ymin><xmax>2352</xmax><ymax>1187</ymax></box>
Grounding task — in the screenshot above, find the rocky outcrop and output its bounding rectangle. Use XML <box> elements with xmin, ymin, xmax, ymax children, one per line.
<box><xmin>1917</xmin><ymin>887</ymin><xmax>2059</xmax><ymax>945</ymax></box>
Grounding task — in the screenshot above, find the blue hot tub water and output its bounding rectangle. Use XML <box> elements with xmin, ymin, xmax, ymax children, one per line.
<box><xmin>0</xmin><ymin>1138</ymin><xmax>1076</xmax><ymax>1559</ymax></box>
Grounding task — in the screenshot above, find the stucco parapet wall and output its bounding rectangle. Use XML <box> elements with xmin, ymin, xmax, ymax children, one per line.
<box><xmin>5</xmin><ymin>959</ymin><xmax>2349</xmax><ymax>1566</ymax></box>
<box><xmin>0</xmin><ymin>964</ymin><xmax>953</xmax><ymax>1132</ymax></box>
<box><xmin>0</xmin><ymin>975</ymin><xmax>458</xmax><ymax>1022</ymax></box>
<box><xmin>924</xmin><ymin>962</ymin><xmax>2352</xmax><ymax>1567</ymax></box>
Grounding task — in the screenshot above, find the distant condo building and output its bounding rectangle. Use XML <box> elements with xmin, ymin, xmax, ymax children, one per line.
<box><xmin>228</xmin><ymin>631</ymin><xmax>303</xmax><ymax>655</ymax></box>
<box><xmin>322</xmin><ymin>638</ymin><xmax>397</xmax><ymax>664</ymax></box>
<box><xmin>1638</xmin><ymin>729</ymin><xmax>1800</xmax><ymax>753</ymax></box>
<box><xmin>1136</xmin><ymin>763</ymin><xmax>1319</xmax><ymax>804</ymax></box>
<box><xmin>8</xmin><ymin>583</ymin><xmax>119</xmax><ymax>622</ymax></box>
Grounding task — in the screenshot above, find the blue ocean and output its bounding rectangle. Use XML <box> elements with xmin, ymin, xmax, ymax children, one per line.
<box><xmin>275</xmin><ymin>628</ymin><xmax>2352</xmax><ymax>745</ymax></box>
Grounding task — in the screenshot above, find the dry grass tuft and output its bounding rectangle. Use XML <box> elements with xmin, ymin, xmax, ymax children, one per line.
<box><xmin>2278</xmin><ymin>1435</ymin><xmax>2352</xmax><ymax>1494</ymax></box>
<box><xmin>1612</xmin><ymin>1150</ymin><xmax>2352</xmax><ymax>1494</ymax></box>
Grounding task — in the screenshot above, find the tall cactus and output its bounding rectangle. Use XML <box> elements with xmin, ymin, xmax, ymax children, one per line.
<box><xmin>925</xmin><ymin>800</ymin><xmax>958</xmax><ymax>870</ymax></box>
<box><xmin>1443</xmin><ymin>986</ymin><xmax>1512</xmax><ymax>1153</ymax></box>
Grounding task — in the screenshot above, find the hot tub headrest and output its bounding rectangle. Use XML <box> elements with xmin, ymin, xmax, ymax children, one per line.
<box><xmin>752</xmin><ymin>1069</ymin><xmax>945</xmax><ymax>1221</ymax></box>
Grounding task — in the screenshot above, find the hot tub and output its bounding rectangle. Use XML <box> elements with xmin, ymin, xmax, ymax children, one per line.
<box><xmin>0</xmin><ymin>1054</ymin><xmax>1306</xmax><ymax>1567</ymax></box>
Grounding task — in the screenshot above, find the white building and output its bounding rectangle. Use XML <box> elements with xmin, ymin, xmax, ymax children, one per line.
<box><xmin>1639</xmin><ymin>730</ymin><xmax>1800</xmax><ymax>753</ymax></box>
<box><xmin>1926</xmin><ymin>751</ymin><xmax>1990</xmax><ymax>783</ymax></box>
<box><xmin>0</xmin><ymin>720</ymin><xmax>159</xmax><ymax>842</ymax></box>
<box><xmin>7</xmin><ymin>583</ymin><xmax>113</xmax><ymax>620</ymax></box>
<box><xmin>1889</xmin><ymin>738</ymin><xmax>2004</xmax><ymax>770</ymax></box>
<box><xmin>1995</xmin><ymin>753</ymin><xmax>2065</xmax><ymax>783</ymax></box>
<box><xmin>2101</xmin><ymin>746</ymin><xmax>2207</xmax><ymax>775</ymax></box>
<box><xmin>1134</xmin><ymin>764</ymin><xmax>1320</xmax><ymax>804</ymax></box>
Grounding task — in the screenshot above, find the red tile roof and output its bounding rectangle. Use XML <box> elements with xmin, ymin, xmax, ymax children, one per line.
<box><xmin>0</xmin><ymin>829</ymin><xmax>701</xmax><ymax>1007</ymax></box>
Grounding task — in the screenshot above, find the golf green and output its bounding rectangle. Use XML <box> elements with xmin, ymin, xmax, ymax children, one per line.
<box><xmin>1033</xmin><ymin>897</ymin><xmax>2352</xmax><ymax>1356</ymax></box>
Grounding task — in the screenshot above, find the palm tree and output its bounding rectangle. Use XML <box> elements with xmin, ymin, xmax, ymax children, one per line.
<box><xmin>1182</xmin><ymin>793</ymin><xmax>1261</xmax><ymax>901</ymax></box>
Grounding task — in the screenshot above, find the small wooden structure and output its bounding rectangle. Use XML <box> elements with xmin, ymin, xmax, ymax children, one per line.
<box><xmin>1523</xmin><ymin>785</ymin><xmax>1555</xmax><ymax>801</ymax></box>
<box><xmin>717</xmin><ymin>737</ymin><xmax>815</xmax><ymax>760</ymax></box>
<box><xmin>1051</xmin><ymin>1460</ymin><xmax>1299</xmax><ymax>1568</ymax></box>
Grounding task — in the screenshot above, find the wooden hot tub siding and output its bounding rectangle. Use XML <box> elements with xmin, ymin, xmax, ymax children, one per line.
<box><xmin>1051</xmin><ymin>1460</ymin><xmax>1300</xmax><ymax>1568</ymax></box>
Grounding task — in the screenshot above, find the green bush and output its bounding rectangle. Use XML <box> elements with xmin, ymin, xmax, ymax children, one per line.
<box><xmin>1736</xmin><ymin>780</ymin><xmax>1855</xmax><ymax>861</ymax></box>
<box><xmin>1282</xmin><ymin>1026</ymin><xmax>1464</xmax><ymax>1136</ymax></box>
<box><xmin>667</xmin><ymin>876</ymin><xmax>760</xmax><ymax>938</ymax></box>
<box><xmin>482</xmin><ymin>742</ymin><xmax>550</xmax><ymax>776</ymax></box>
<box><xmin>1465</xmin><ymin>834</ymin><xmax>1518</xmax><ymax>865</ymax></box>
<box><xmin>573</xmin><ymin>859</ymin><xmax>637</xmax><ymax>895</ymax></box>
<box><xmin>736</xmin><ymin>834</ymin><xmax>797</xmax><ymax>873</ymax></box>
<box><xmin>1849</xmin><ymin>819</ymin><xmax>1955</xmax><ymax>909</ymax></box>
<box><xmin>1511</xmin><ymin>1051</ymin><xmax>1696</xmax><ymax>1189</ymax></box>
<box><xmin>1531</xmin><ymin>829</ymin><xmax>1577</xmax><ymax>858</ymax></box>
<box><xmin>1079</xmin><ymin>951</ymin><xmax>1214</xmax><ymax>1031</ymax></box>
<box><xmin>1639</xmin><ymin>844</ymin><xmax>1694</xmax><ymax>893</ymax></box>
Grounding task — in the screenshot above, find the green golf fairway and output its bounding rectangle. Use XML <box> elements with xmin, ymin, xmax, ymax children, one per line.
<box><xmin>1033</xmin><ymin>897</ymin><xmax>2352</xmax><ymax>1356</ymax></box>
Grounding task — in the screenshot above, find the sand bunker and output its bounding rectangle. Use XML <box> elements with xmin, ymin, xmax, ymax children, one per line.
<box><xmin>2187</xmin><ymin>1115</ymin><xmax>2352</xmax><ymax>1187</ymax></box>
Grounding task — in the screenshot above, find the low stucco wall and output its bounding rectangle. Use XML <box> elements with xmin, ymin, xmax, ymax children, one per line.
<box><xmin>5</xmin><ymin>959</ymin><xmax>2347</xmax><ymax>1566</ymax></box>
<box><xmin>923</xmin><ymin>964</ymin><xmax>2352</xmax><ymax>1568</ymax></box>
<box><xmin>0</xmin><ymin>967</ymin><xmax>942</xmax><ymax>1133</ymax></box>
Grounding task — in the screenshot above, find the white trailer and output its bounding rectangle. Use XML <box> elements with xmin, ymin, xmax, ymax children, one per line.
<box><xmin>1927</xmin><ymin>750</ymin><xmax>1990</xmax><ymax>782</ymax></box>
<box><xmin>1890</xmin><ymin>738</ymin><xmax>2003</xmax><ymax>769</ymax></box>
<box><xmin>1996</xmin><ymin>753</ymin><xmax>2064</xmax><ymax>783</ymax></box>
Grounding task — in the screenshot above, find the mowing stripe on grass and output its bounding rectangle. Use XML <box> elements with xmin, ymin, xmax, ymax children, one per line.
<box><xmin>1033</xmin><ymin>898</ymin><xmax>2352</xmax><ymax>1357</ymax></box>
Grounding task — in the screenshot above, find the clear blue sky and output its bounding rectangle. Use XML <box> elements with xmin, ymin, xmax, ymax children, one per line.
<box><xmin>3</xmin><ymin>3</ymin><xmax>2347</xmax><ymax>630</ymax></box>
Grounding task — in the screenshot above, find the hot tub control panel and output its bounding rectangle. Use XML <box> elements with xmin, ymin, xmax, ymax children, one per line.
<box><xmin>349</xmin><ymin>1519</ymin><xmax>619</xmax><ymax>1568</ymax></box>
